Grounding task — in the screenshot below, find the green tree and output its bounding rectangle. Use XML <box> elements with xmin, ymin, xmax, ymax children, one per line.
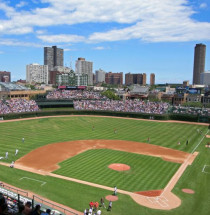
<box><xmin>101</xmin><ymin>90</ymin><xmax>120</xmax><ymax>100</ymax></box>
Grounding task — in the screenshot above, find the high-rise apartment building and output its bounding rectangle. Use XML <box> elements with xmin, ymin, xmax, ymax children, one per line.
<box><xmin>193</xmin><ymin>43</ymin><xmax>206</xmax><ymax>84</ymax></box>
<box><xmin>0</xmin><ymin>71</ymin><xmax>11</xmax><ymax>82</ymax></box>
<box><xmin>75</xmin><ymin>58</ymin><xmax>93</xmax><ymax>85</ymax></box>
<box><xmin>142</xmin><ymin>73</ymin><xmax>146</xmax><ymax>85</ymax></box>
<box><xmin>105</xmin><ymin>72</ymin><xmax>123</xmax><ymax>85</ymax></box>
<box><xmin>44</xmin><ymin>46</ymin><xmax>64</xmax><ymax>72</ymax></box>
<box><xmin>125</xmin><ymin>73</ymin><xmax>141</xmax><ymax>85</ymax></box>
<box><xmin>150</xmin><ymin>73</ymin><xmax>155</xmax><ymax>85</ymax></box>
<box><xmin>95</xmin><ymin>69</ymin><xmax>106</xmax><ymax>83</ymax></box>
<box><xmin>200</xmin><ymin>71</ymin><xmax>210</xmax><ymax>85</ymax></box>
<box><xmin>125</xmin><ymin>73</ymin><xmax>147</xmax><ymax>85</ymax></box>
<box><xmin>125</xmin><ymin>73</ymin><xmax>133</xmax><ymax>85</ymax></box>
<box><xmin>26</xmin><ymin>63</ymin><xmax>48</xmax><ymax>84</ymax></box>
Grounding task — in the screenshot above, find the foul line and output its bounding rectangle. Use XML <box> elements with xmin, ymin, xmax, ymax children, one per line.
<box><xmin>162</xmin><ymin>129</ymin><xmax>209</xmax><ymax>195</ymax></box>
<box><xmin>191</xmin><ymin>130</ymin><xmax>209</xmax><ymax>154</ymax></box>
<box><xmin>202</xmin><ymin>165</ymin><xmax>210</xmax><ymax>174</ymax></box>
<box><xmin>19</xmin><ymin>177</ymin><xmax>46</xmax><ymax>186</ymax></box>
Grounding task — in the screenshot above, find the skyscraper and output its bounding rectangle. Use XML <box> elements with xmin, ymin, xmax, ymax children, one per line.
<box><xmin>44</xmin><ymin>46</ymin><xmax>64</xmax><ymax>72</ymax></box>
<box><xmin>26</xmin><ymin>63</ymin><xmax>48</xmax><ymax>84</ymax></box>
<box><xmin>193</xmin><ymin>43</ymin><xmax>206</xmax><ymax>85</ymax></box>
<box><xmin>95</xmin><ymin>69</ymin><xmax>106</xmax><ymax>83</ymax></box>
<box><xmin>75</xmin><ymin>58</ymin><xmax>93</xmax><ymax>85</ymax></box>
<box><xmin>150</xmin><ymin>73</ymin><xmax>155</xmax><ymax>85</ymax></box>
<box><xmin>142</xmin><ymin>73</ymin><xmax>147</xmax><ymax>85</ymax></box>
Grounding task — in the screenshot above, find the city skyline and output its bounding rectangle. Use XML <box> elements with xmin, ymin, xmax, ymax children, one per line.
<box><xmin>0</xmin><ymin>0</ymin><xmax>210</xmax><ymax>84</ymax></box>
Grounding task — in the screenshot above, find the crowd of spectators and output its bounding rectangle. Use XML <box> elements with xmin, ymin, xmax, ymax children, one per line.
<box><xmin>74</xmin><ymin>99</ymin><xmax>170</xmax><ymax>114</ymax></box>
<box><xmin>46</xmin><ymin>90</ymin><xmax>106</xmax><ymax>100</ymax></box>
<box><xmin>0</xmin><ymin>99</ymin><xmax>39</xmax><ymax>115</ymax></box>
<box><xmin>0</xmin><ymin>192</ymin><xmax>57</xmax><ymax>215</ymax></box>
<box><xmin>0</xmin><ymin>192</ymin><xmax>19</xmax><ymax>214</ymax></box>
<box><xmin>172</xmin><ymin>106</ymin><xmax>209</xmax><ymax>116</ymax></box>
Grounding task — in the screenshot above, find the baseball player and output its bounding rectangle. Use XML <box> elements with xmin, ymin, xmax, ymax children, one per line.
<box><xmin>108</xmin><ymin>201</ymin><xmax>112</xmax><ymax>211</ymax></box>
<box><xmin>186</xmin><ymin>140</ymin><xmax>189</xmax><ymax>146</ymax></box>
<box><xmin>5</xmin><ymin>152</ymin><xmax>8</xmax><ymax>159</ymax></box>
<box><xmin>15</xmin><ymin>149</ymin><xmax>19</xmax><ymax>156</ymax></box>
<box><xmin>10</xmin><ymin>161</ymin><xmax>15</xmax><ymax>168</ymax></box>
<box><xmin>114</xmin><ymin>186</ymin><xmax>117</xmax><ymax>196</ymax></box>
<box><xmin>22</xmin><ymin>137</ymin><xmax>25</xmax><ymax>143</ymax></box>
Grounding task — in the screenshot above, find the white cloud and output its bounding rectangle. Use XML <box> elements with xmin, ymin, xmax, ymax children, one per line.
<box><xmin>0</xmin><ymin>39</ymin><xmax>42</xmax><ymax>47</ymax></box>
<box><xmin>200</xmin><ymin>3</ymin><xmax>207</xmax><ymax>9</ymax></box>
<box><xmin>37</xmin><ymin>34</ymin><xmax>85</xmax><ymax>43</ymax></box>
<box><xmin>64</xmin><ymin>48</ymin><xmax>71</xmax><ymax>51</ymax></box>
<box><xmin>0</xmin><ymin>0</ymin><xmax>209</xmax><ymax>43</ymax></box>
<box><xmin>36</xmin><ymin>30</ymin><xmax>46</xmax><ymax>34</ymax></box>
<box><xmin>0</xmin><ymin>51</ymin><xmax>4</xmax><ymax>54</ymax></box>
<box><xmin>16</xmin><ymin>1</ymin><xmax>28</xmax><ymax>8</ymax></box>
<box><xmin>93</xmin><ymin>46</ymin><xmax>110</xmax><ymax>50</ymax></box>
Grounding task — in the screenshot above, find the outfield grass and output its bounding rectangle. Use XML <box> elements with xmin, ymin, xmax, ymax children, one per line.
<box><xmin>0</xmin><ymin>116</ymin><xmax>209</xmax><ymax>215</ymax></box>
<box><xmin>0</xmin><ymin>116</ymin><xmax>207</xmax><ymax>163</ymax></box>
<box><xmin>54</xmin><ymin>149</ymin><xmax>180</xmax><ymax>192</ymax></box>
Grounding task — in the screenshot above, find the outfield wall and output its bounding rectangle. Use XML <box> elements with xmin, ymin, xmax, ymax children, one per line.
<box><xmin>0</xmin><ymin>109</ymin><xmax>209</xmax><ymax>123</ymax></box>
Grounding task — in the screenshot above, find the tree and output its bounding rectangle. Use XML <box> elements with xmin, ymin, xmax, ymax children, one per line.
<box><xmin>101</xmin><ymin>90</ymin><xmax>120</xmax><ymax>100</ymax></box>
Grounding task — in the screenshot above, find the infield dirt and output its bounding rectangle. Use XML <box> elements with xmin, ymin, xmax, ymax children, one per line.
<box><xmin>16</xmin><ymin>139</ymin><xmax>190</xmax><ymax>172</ymax></box>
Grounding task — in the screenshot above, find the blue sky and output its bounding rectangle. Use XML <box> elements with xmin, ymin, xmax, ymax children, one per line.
<box><xmin>0</xmin><ymin>0</ymin><xmax>210</xmax><ymax>84</ymax></box>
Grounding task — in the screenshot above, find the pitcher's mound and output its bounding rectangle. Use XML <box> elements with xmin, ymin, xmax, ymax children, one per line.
<box><xmin>182</xmin><ymin>189</ymin><xmax>195</xmax><ymax>194</ymax></box>
<box><xmin>108</xmin><ymin>163</ymin><xmax>130</xmax><ymax>171</ymax></box>
<box><xmin>106</xmin><ymin>195</ymin><xmax>118</xmax><ymax>201</ymax></box>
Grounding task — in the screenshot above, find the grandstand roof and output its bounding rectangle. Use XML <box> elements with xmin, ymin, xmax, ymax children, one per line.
<box><xmin>0</xmin><ymin>82</ymin><xmax>30</xmax><ymax>91</ymax></box>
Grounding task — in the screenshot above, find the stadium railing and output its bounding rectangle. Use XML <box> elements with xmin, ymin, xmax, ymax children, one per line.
<box><xmin>33</xmin><ymin>195</ymin><xmax>78</xmax><ymax>215</ymax></box>
<box><xmin>0</xmin><ymin>183</ymin><xmax>78</xmax><ymax>215</ymax></box>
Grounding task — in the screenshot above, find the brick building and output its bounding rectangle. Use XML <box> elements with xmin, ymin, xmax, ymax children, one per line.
<box><xmin>105</xmin><ymin>72</ymin><xmax>123</xmax><ymax>85</ymax></box>
<box><xmin>125</xmin><ymin>73</ymin><xmax>147</xmax><ymax>86</ymax></box>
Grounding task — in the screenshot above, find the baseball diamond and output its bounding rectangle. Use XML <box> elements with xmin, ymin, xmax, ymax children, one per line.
<box><xmin>0</xmin><ymin>115</ymin><xmax>209</xmax><ymax>215</ymax></box>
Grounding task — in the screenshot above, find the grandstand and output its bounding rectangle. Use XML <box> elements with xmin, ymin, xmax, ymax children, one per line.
<box><xmin>0</xmin><ymin>82</ymin><xmax>45</xmax><ymax>100</ymax></box>
<box><xmin>0</xmin><ymin>183</ymin><xmax>77</xmax><ymax>214</ymax></box>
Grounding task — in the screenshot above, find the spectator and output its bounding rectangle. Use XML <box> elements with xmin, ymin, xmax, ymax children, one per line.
<box><xmin>22</xmin><ymin>201</ymin><xmax>32</xmax><ymax>215</ymax></box>
<box><xmin>31</xmin><ymin>204</ymin><xmax>41</xmax><ymax>215</ymax></box>
<box><xmin>17</xmin><ymin>204</ymin><xmax>25</xmax><ymax>215</ymax></box>
<box><xmin>46</xmin><ymin>90</ymin><xmax>106</xmax><ymax>100</ymax></box>
<box><xmin>0</xmin><ymin>99</ymin><xmax>39</xmax><ymax>115</ymax></box>
<box><xmin>41</xmin><ymin>208</ymin><xmax>51</xmax><ymax>215</ymax></box>
<box><xmin>74</xmin><ymin>99</ymin><xmax>170</xmax><ymax>115</ymax></box>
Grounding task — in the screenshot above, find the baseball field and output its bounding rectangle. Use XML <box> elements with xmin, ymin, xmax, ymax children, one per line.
<box><xmin>0</xmin><ymin>116</ymin><xmax>210</xmax><ymax>215</ymax></box>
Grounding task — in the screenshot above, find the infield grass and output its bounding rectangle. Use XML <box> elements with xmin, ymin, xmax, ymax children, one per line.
<box><xmin>54</xmin><ymin>149</ymin><xmax>180</xmax><ymax>192</ymax></box>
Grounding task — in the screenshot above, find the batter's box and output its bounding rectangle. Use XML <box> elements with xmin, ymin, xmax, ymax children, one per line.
<box><xmin>202</xmin><ymin>165</ymin><xmax>210</xmax><ymax>174</ymax></box>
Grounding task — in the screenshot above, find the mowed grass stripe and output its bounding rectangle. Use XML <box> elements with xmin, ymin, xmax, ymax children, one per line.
<box><xmin>54</xmin><ymin>149</ymin><xmax>180</xmax><ymax>192</ymax></box>
<box><xmin>0</xmin><ymin>116</ymin><xmax>209</xmax><ymax>215</ymax></box>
